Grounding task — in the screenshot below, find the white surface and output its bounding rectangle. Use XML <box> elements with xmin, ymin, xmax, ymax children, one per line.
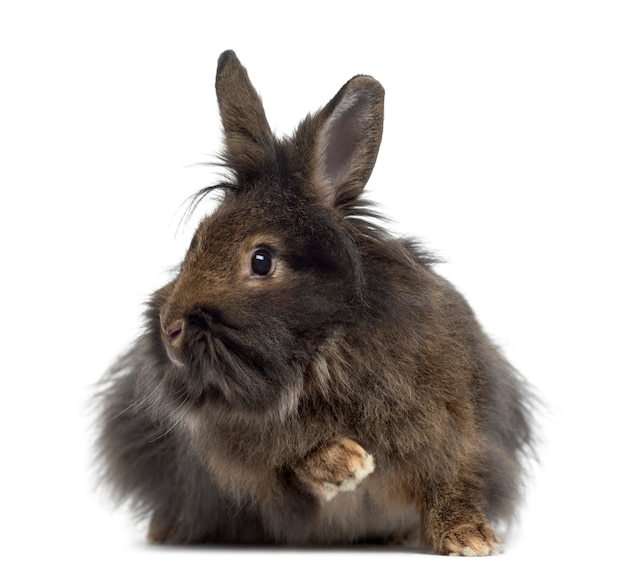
<box><xmin>1</xmin><ymin>1</ymin><xmax>624</xmax><ymax>579</ymax></box>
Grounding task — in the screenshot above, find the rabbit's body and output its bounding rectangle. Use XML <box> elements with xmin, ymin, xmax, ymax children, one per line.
<box><xmin>98</xmin><ymin>51</ymin><xmax>534</xmax><ymax>555</ymax></box>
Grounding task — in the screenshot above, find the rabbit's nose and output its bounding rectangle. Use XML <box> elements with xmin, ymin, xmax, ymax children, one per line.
<box><xmin>164</xmin><ymin>320</ymin><xmax>184</xmax><ymax>344</ymax></box>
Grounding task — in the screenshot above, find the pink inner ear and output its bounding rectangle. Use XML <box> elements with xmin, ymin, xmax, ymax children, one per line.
<box><xmin>314</xmin><ymin>90</ymin><xmax>376</xmax><ymax>206</ymax></box>
<box><xmin>321</xmin><ymin>103</ymin><xmax>361</xmax><ymax>191</ymax></box>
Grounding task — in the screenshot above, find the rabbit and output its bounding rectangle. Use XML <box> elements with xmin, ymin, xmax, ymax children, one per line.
<box><xmin>97</xmin><ymin>49</ymin><xmax>536</xmax><ymax>556</ymax></box>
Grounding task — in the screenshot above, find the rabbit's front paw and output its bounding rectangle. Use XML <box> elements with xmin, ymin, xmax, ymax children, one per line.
<box><xmin>442</xmin><ymin>523</ymin><xmax>502</xmax><ymax>556</ymax></box>
<box><xmin>295</xmin><ymin>438</ymin><xmax>375</xmax><ymax>501</ymax></box>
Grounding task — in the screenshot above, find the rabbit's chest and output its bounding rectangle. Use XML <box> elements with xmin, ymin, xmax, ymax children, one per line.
<box><xmin>186</xmin><ymin>411</ymin><xmax>312</xmax><ymax>489</ymax></box>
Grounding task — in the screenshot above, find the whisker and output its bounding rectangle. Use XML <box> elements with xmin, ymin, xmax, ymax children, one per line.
<box><xmin>148</xmin><ymin>392</ymin><xmax>190</xmax><ymax>443</ymax></box>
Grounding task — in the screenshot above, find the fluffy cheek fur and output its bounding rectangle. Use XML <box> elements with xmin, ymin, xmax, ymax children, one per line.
<box><xmin>143</xmin><ymin>287</ymin><xmax>307</xmax><ymax>421</ymax></box>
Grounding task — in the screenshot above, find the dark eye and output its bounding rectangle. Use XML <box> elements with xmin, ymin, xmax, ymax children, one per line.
<box><xmin>251</xmin><ymin>248</ymin><xmax>275</xmax><ymax>277</ymax></box>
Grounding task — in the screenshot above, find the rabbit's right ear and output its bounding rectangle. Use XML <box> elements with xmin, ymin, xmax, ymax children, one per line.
<box><xmin>300</xmin><ymin>75</ymin><xmax>385</xmax><ymax>212</ymax></box>
<box><xmin>215</xmin><ymin>50</ymin><xmax>277</xmax><ymax>184</ymax></box>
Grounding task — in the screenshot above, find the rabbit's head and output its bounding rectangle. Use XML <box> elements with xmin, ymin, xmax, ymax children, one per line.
<box><xmin>157</xmin><ymin>51</ymin><xmax>384</xmax><ymax>417</ymax></box>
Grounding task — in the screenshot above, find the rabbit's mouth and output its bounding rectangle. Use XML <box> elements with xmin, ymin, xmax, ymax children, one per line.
<box><xmin>160</xmin><ymin>307</ymin><xmax>302</xmax><ymax>415</ymax></box>
<box><xmin>163</xmin><ymin>334</ymin><xmax>186</xmax><ymax>368</ymax></box>
<box><xmin>162</xmin><ymin>309</ymin><xmax>249</xmax><ymax>367</ymax></box>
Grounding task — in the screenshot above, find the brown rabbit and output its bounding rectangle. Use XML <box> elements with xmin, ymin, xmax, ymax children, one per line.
<box><xmin>98</xmin><ymin>50</ymin><xmax>535</xmax><ymax>555</ymax></box>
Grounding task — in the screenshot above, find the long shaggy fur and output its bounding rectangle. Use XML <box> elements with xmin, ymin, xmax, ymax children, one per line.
<box><xmin>97</xmin><ymin>50</ymin><xmax>535</xmax><ymax>555</ymax></box>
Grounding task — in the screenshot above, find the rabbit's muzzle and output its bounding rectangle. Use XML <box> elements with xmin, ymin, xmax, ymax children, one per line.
<box><xmin>160</xmin><ymin>307</ymin><xmax>227</xmax><ymax>366</ymax></box>
<box><xmin>158</xmin><ymin>300</ymin><xmax>301</xmax><ymax>414</ymax></box>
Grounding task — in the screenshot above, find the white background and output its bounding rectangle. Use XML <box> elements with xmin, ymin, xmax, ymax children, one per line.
<box><xmin>1</xmin><ymin>1</ymin><xmax>624</xmax><ymax>579</ymax></box>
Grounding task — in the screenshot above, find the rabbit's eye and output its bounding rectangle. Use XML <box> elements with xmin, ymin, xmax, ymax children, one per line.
<box><xmin>251</xmin><ymin>248</ymin><xmax>275</xmax><ymax>277</ymax></box>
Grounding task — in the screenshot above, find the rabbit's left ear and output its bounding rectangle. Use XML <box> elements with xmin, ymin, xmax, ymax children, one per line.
<box><xmin>302</xmin><ymin>76</ymin><xmax>384</xmax><ymax>210</ymax></box>
<box><xmin>215</xmin><ymin>50</ymin><xmax>277</xmax><ymax>184</ymax></box>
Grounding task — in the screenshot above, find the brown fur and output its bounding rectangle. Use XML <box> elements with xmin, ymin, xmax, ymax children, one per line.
<box><xmin>97</xmin><ymin>50</ymin><xmax>536</xmax><ymax>555</ymax></box>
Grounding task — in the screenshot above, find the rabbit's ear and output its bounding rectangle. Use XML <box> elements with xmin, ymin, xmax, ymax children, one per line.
<box><xmin>305</xmin><ymin>76</ymin><xmax>384</xmax><ymax>209</ymax></box>
<box><xmin>215</xmin><ymin>50</ymin><xmax>277</xmax><ymax>183</ymax></box>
